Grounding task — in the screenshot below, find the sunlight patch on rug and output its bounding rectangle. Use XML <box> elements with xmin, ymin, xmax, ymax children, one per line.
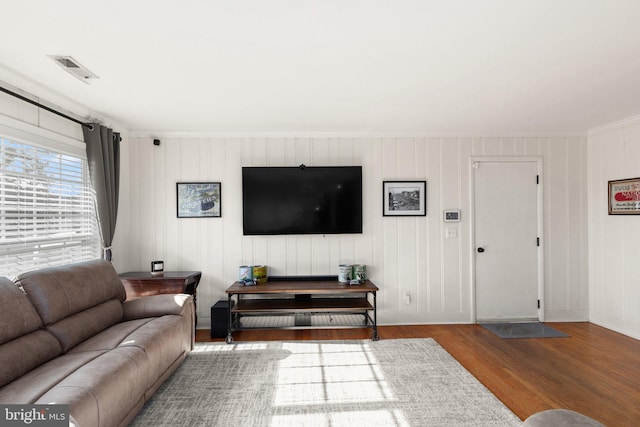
<box><xmin>273</xmin><ymin>341</ymin><xmax>395</xmax><ymax>406</ymax></box>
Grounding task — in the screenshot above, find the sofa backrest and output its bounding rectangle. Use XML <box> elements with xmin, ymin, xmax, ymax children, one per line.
<box><xmin>0</xmin><ymin>277</ymin><xmax>62</xmax><ymax>388</ymax></box>
<box><xmin>15</xmin><ymin>259</ymin><xmax>127</xmax><ymax>352</ymax></box>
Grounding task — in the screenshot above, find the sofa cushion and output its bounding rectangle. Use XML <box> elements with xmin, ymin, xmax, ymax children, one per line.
<box><xmin>66</xmin><ymin>315</ymin><xmax>189</xmax><ymax>393</ymax></box>
<box><xmin>70</xmin><ymin>315</ymin><xmax>190</xmax><ymax>390</ymax></box>
<box><xmin>0</xmin><ymin>331</ymin><xmax>62</xmax><ymax>390</ymax></box>
<box><xmin>67</xmin><ymin>319</ymin><xmax>154</xmax><ymax>353</ymax></box>
<box><xmin>0</xmin><ymin>277</ymin><xmax>63</xmax><ymax>389</ymax></box>
<box><xmin>36</xmin><ymin>346</ymin><xmax>148</xmax><ymax>427</ymax></box>
<box><xmin>118</xmin><ymin>315</ymin><xmax>191</xmax><ymax>386</ymax></box>
<box><xmin>47</xmin><ymin>299</ymin><xmax>125</xmax><ymax>352</ymax></box>
<box><xmin>0</xmin><ymin>350</ymin><xmax>104</xmax><ymax>404</ymax></box>
<box><xmin>16</xmin><ymin>259</ymin><xmax>126</xmax><ymax>326</ymax></box>
<box><xmin>0</xmin><ymin>277</ymin><xmax>42</xmax><ymax>344</ymax></box>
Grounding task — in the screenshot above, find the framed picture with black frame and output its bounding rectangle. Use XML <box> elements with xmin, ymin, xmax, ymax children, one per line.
<box><xmin>383</xmin><ymin>181</ymin><xmax>427</xmax><ymax>216</ymax></box>
<box><xmin>176</xmin><ymin>182</ymin><xmax>221</xmax><ymax>218</ymax></box>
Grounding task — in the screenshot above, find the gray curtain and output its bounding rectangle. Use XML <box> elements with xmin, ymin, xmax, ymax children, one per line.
<box><xmin>83</xmin><ymin>124</ymin><xmax>120</xmax><ymax>261</ymax></box>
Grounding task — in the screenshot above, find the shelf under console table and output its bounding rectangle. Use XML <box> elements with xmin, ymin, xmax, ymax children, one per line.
<box><xmin>225</xmin><ymin>277</ymin><xmax>379</xmax><ymax>343</ymax></box>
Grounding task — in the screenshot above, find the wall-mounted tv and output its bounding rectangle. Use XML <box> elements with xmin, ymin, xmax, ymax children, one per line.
<box><xmin>242</xmin><ymin>165</ymin><xmax>363</xmax><ymax>235</ymax></box>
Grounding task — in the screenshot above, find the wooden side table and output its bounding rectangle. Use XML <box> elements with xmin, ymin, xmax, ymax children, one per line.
<box><xmin>118</xmin><ymin>271</ymin><xmax>202</xmax><ymax>323</ymax></box>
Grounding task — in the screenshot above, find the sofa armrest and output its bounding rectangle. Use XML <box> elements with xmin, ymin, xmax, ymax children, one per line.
<box><xmin>123</xmin><ymin>294</ymin><xmax>194</xmax><ymax>320</ymax></box>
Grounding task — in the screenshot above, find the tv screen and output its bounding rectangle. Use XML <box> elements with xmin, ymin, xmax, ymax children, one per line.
<box><xmin>242</xmin><ymin>166</ymin><xmax>362</xmax><ymax>235</ymax></box>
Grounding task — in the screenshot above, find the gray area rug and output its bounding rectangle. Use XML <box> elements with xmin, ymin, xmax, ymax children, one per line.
<box><xmin>130</xmin><ymin>339</ymin><xmax>520</xmax><ymax>426</ymax></box>
<box><xmin>481</xmin><ymin>322</ymin><xmax>569</xmax><ymax>339</ymax></box>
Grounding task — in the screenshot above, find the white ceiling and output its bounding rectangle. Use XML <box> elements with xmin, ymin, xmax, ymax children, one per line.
<box><xmin>2</xmin><ymin>0</ymin><xmax>640</xmax><ymax>134</ymax></box>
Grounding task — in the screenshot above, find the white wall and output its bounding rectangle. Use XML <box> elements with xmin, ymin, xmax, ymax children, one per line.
<box><xmin>588</xmin><ymin>116</ymin><xmax>640</xmax><ymax>340</ymax></box>
<box><xmin>116</xmin><ymin>134</ymin><xmax>589</xmax><ymax>328</ymax></box>
<box><xmin>0</xmin><ymin>78</ymin><xmax>590</xmax><ymax>330</ymax></box>
<box><xmin>11</xmin><ymin>78</ymin><xmax>640</xmax><ymax>337</ymax></box>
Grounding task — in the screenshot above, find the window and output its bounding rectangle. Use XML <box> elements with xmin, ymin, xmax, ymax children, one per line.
<box><xmin>0</xmin><ymin>136</ymin><xmax>100</xmax><ymax>279</ymax></box>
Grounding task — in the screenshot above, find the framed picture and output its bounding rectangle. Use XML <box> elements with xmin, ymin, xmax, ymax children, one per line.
<box><xmin>176</xmin><ymin>182</ymin><xmax>221</xmax><ymax>218</ymax></box>
<box><xmin>383</xmin><ymin>181</ymin><xmax>427</xmax><ymax>216</ymax></box>
<box><xmin>608</xmin><ymin>177</ymin><xmax>640</xmax><ymax>215</ymax></box>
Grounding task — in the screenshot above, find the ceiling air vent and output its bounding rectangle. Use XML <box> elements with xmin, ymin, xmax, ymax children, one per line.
<box><xmin>48</xmin><ymin>55</ymin><xmax>99</xmax><ymax>84</ymax></box>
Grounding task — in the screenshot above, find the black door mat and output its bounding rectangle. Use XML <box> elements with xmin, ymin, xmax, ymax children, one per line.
<box><xmin>481</xmin><ymin>322</ymin><xmax>569</xmax><ymax>339</ymax></box>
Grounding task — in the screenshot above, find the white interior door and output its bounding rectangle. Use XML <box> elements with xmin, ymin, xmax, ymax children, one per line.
<box><xmin>473</xmin><ymin>159</ymin><xmax>541</xmax><ymax>322</ymax></box>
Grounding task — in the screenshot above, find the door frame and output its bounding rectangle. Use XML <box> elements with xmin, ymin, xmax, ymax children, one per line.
<box><xmin>469</xmin><ymin>156</ymin><xmax>545</xmax><ymax>323</ymax></box>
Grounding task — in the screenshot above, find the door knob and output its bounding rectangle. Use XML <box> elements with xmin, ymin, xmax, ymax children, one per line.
<box><xmin>477</xmin><ymin>247</ymin><xmax>485</xmax><ymax>253</ymax></box>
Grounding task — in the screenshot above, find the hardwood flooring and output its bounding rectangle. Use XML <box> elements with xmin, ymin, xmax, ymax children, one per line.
<box><xmin>196</xmin><ymin>323</ymin><xmax>640</xmax><ymax>426</ymax></box>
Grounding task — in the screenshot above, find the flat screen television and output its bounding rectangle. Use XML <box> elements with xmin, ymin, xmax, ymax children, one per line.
<box><xmin>242</xmin><ymin>166</ymin><xmax>362</xmax><ymax>235</ymax></box>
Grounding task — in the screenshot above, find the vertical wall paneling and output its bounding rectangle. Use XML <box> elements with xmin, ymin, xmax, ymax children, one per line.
<box><xmin>441</xmin><ymin>139</ymin><xmax>461</xmax><ymax>313</ymax></box>
<box><xmin>395</xmin><ymin>139</ymin><xmax>417</xmax><ymax>313</ymax></box>
<box><xmin>567</xmin><ymin>137</ymin><xmax>587</xmax><ymax>312</ymax></box>
<box><xmin>164</xmin><ymin>138</ymin><xmax>182</xmax><ymax>271</ymax></box>
<box><xmin>620</xmin><ymin>126</ymin><xmax>640</xmax><ymax>331</ymax></box>
<box><xmin>483</xmin><ymin>137</ymin><xmax>502</xmax><ymax>155</ymax></box>
<box><xmin>369</xmin><ymin>138</ymin><xmax>384</xmax><ymax>297</ymax></box>
<box><xmin>224</xmin><ymin>141</ymin><xmax>243</xmax><ymax>291</ymax></box>
<box><xmin>588</xmin><ymin>117</ymin><xmax>640</xmax><ymax>339</ymax></box>
<box><xmin>456</xmin><ymin>139</ymin><xmax>467</xmax><ymax>319</ymax></box>
<box><xmin>154</xmin><ymin>137</ymin><xmax>166</xmax><ymax>265</ymax></box>
<box><xmin>547</xmin><ymin>139</ymin><xmax>567</xmax><ymax>313</ymax></box>
<box><xmin>381</xmin><ymin>138</ymin><xmax>398</xmax><ymax>313</ymax></box>
<box><xmin>123</xmin><ymin>139</ymin><xmax>140</xmax><ymax>268</ymax></box>
<box><xmin>114</xmin><ymin>134</ymin><xmax>589</xmax><ymax>328</ymax></box>
<box><xmin>459</xmin><ymin>138</ymin><xmax>473</xmax><ymax>319</ymax></box>
<box><xmin>426</xmin><ymin>138</ymin><xmax>442</xmax><ymax>314</ymax></box>
<box><xmin>136</xmin><ymin>138</ymin><xmax>156</xmax><ymax>264</ymax></box>
<box><xmin>414</xmin><ymin>139</ymin><xmax>428</xmax><ymax>314</ymax></box>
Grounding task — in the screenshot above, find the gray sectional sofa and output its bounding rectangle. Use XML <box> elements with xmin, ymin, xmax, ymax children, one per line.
<box><xmin>0</xmin><ymin>259</ymin><xmax>194</xmax><ymax>427</ymax></box>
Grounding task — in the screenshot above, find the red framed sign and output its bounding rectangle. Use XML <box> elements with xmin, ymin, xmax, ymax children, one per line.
<box><xmin>608</xmin><ymin>177</ymin><xmax>640</xmax><ymax>215</ymax></box>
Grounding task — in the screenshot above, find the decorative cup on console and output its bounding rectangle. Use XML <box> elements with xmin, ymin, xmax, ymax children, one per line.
<box><xmin>352</xmin><ymin>264</ymin><xmax>366</xmax><ymax>282</ymax></box>
<box><xmin>239</xmin><ymin>266</ymin><xmax>255</xmax><ymax>285</ymax></box>
<box><xmin>338</xmin><ymin>264</ymin><xmax>352</xmax><ymax>283</ymax></box>
<box><xmin>252</xmin><ymin>265</ymin><xmax>268</xmax><ymax>284</ymax></box>
<box><xmin>239</xmin><ymin>265</ymin><xmax>253</xmax><ymax>280</ymax></box>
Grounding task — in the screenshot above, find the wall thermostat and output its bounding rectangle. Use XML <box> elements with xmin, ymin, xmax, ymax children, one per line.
<box><xmin>151</xmin><ymin>260</ymin><xmax>164</xmax><ymax>274</ymax></box>
<box><xmin>443</xmin><ymin>209</ymin><xmax>461</xmax><ymax>222</ymax></box>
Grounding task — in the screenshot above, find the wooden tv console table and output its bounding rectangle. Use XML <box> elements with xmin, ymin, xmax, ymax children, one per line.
<box><xmin>225</xmin><ymin>277</ymin><xmax>379</xmax><ymax>343</ymax></box>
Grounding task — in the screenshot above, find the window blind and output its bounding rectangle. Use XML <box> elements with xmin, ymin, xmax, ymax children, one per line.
<box><xmin>0</xmin><ymin>136</ymin><xmax>100</xmax><ymax>279</ymax></box>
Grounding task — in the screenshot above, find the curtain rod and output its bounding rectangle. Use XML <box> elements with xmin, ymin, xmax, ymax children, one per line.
<box><xmin>0</xmin><ymin>85</ymin><xmax>93</xmax><ymax>129</ymax></box>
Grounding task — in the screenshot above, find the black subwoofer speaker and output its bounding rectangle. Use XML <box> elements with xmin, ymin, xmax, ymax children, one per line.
<box><xmin>210</xmin><ymin>300</ymin><xmax>234</xmax><ymax>338</ymax></box>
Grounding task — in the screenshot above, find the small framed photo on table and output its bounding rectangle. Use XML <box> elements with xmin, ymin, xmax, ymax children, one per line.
<box><xmin>383</xmin><ymin>181</ymin><xmax>427</xmax><ymax>216</ymax></box>
<box><xmin>177</xmin><ymin>182</ymin><xmax>221</xmax><ymax>218</ymax></box>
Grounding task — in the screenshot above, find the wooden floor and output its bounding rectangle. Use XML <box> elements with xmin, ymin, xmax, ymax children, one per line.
<box><xmin>196</xmin><ymin>323</ymin><xmax>640</xmax><ymax>426</ymax></box>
